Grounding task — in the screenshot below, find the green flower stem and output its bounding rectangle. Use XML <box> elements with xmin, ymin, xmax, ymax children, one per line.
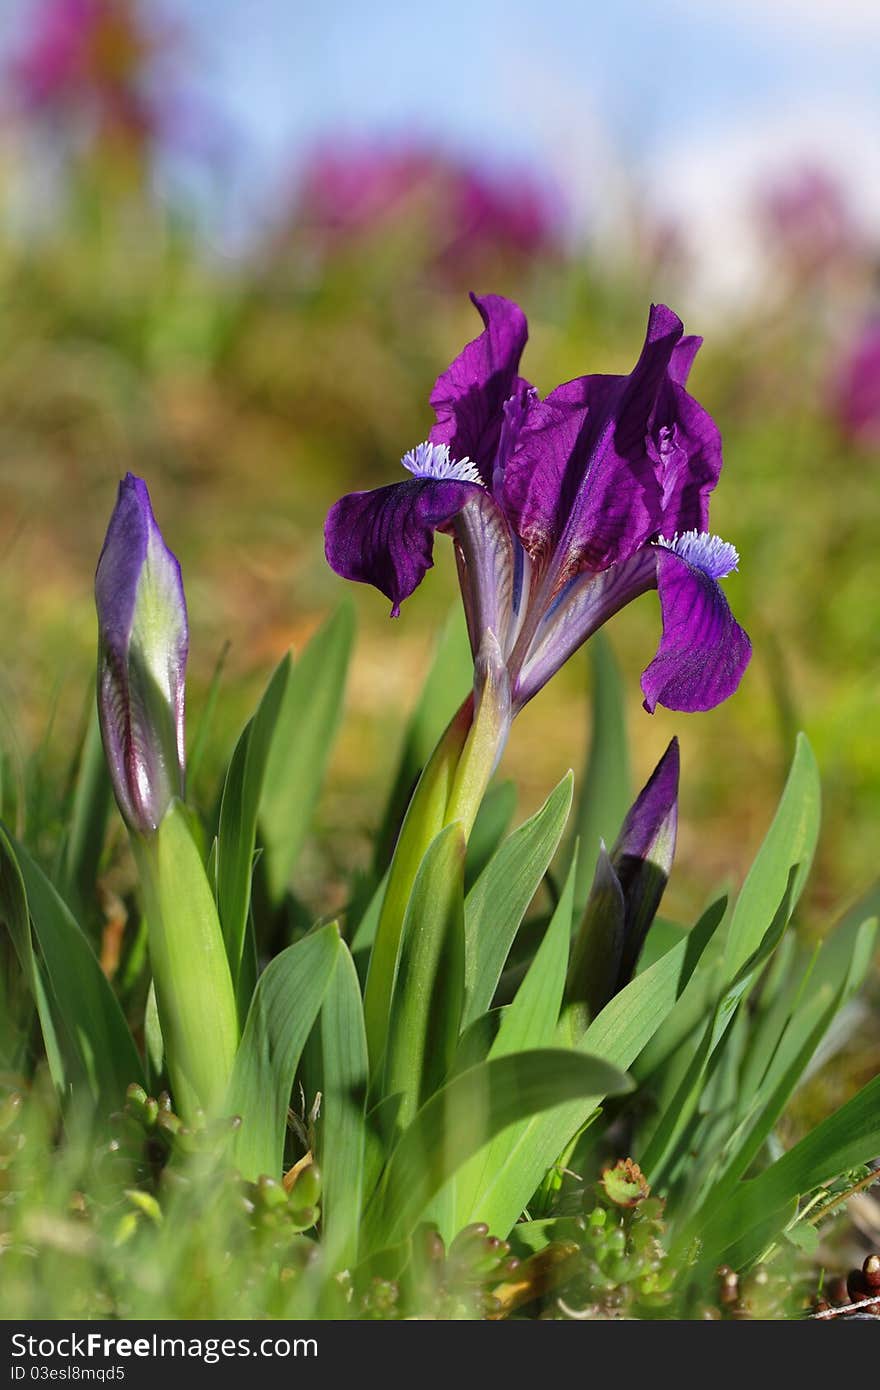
<box><xmin>364</xmin><ymin>638</ymin><xmax>512</xmax><ymax>1081</ymax></box>
<box><xmin>363</xmin><ymin>697</ymin><xmax>472</xmax><ymax>1077</ymax></box>
<box><xmin>132</xmin><ymin>801</ymin><xmax>239</xmax><ymax>1120</ymax></box>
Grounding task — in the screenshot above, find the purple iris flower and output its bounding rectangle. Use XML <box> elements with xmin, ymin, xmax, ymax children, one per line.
<box><xmin>95</xmin><ymin>473</ymin><xmax>188</xmax><ymax>836</ymax></box>
<box><xmin>325</xmin><ymin>293</ymin><xmax>750</xmax><ymax>716</ymax></box>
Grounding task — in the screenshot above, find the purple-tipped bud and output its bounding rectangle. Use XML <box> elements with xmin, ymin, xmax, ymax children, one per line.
<box><xmin>567</xmin><ymin>738</ymin><xmax>679</xmax><ymax>1021</ymax></box>
<box><xmin>95</xmin><ymin>474</ymin><xmax>188</xmax><ymax>835</ymax></box>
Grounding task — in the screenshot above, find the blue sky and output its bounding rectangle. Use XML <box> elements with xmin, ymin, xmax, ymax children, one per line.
<box><xmin>170</xmin><ymin>0</ymin><xmax>880</xmax><ymax>180</ymax></box>
<box><xmin>2</xmin><ymin>0</ymin><xmax>879</xmax><ymax>268</ymax></box>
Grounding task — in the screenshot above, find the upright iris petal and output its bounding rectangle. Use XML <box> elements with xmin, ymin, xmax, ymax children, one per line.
<box><xmin>505</xmin><ymin>303</ymin><xmax>687</xmax><ymax>580</ymax></box>
<box><xmin>429</xmin><ymin>292</ymin><xmax>531</xmax><ymax>478</ymax></box>
<box><xmin>95</xmin><ymin>474</ymin><xmax>188</xmax><ymax>835</ymax></box>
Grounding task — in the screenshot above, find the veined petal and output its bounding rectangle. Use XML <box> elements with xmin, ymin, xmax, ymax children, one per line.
<box><xmin>641</xmin><ymin>544</ymin><xmax>751</xmax><ymax>713</ymax></box>
<box><xmin>429</xmin><ymin>292</ymin><xmax>531</xmax><ymax>481</ymax></box>
<box><xmin>95</xmin><ymin>474</ymin><xmax>188</xmax><ymax>835</ymax></box>
<box><xmin>669</xmin><ymin>334</ymin><xmax>702</xmax><ymax>386</ymax></box>
<box><xmin>324</xmin><ymin>476</ymin><xmax>477</xmax><ymax>616</ymax></box>
<box><xmin>652</xmin><ymin>382</ymin><xmax>722</xmax><ymax>537</ymax></box>
<box><xmin>513</xmin><ymin>549</ymin><xmax>656</xmax><ymax>710</ymax></box>
<box><xmin>452</xmin><ymin>489</ymin><xmax>526</xmax><ymax>658</ymax></box>
<box><xmin>504</xmin><ymin>304</ymin><xmax>685</xmax><ymax>577</ymax></box>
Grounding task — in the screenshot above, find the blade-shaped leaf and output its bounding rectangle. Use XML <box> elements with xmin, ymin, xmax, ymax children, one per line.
<box><xmin>465</xmin><ymin>896</ymin><xmax>726</xmax><ymax>1236</ymax></box>
<box><xmin>724</xmin><ymin>733</ymin><xmax>820</xmax><ymax>979</ymax></box>
<box><xmin>693</xmin><ymin>1071</ymin><xmax>880</xmax><ymax>1270</ymax></box>
<box><xmin>216</xmin><ymin>654</ymin><xmax>290</xmax><ymax>982</ymax></box>
<box><xmin>258</xmin><ymin>603</ymin><xmax>355</xmax><ymax>905</ymax></box>
<box><xmin>453</xmin><ymin>853</ymin><xmax>578</xmax><ymax>1229</ymax></box>
<box><xmin>317</xmin><ymin>943</ymin><xmax>369</xmax><ymax>1271</ymax></box>
<box><xmin>227</xmin><ymin>924</ymin><xmax>340</xmax><ymax>1180</ymax></box>
<box><xmin>568</xmin><ymin>634</ymin><xmax>631</xmax><ymax>913</ymax></box>
<box><xmin>56</xmin><ymin>704</ymin><xmax>111</xmax><ymax>924</ymax></box>
<box><xmin>463</xmin><ymin>773</ymin><xmax>573</xmax><ymax>1026</ymax></box>
<box><xmin>640</xmin><ymin>878</ymin><xmax>795</xmax><ymax>1183</ymax></box>
<box><xmin>13</xmin><ymin>835</ymin><xmax>144</xmax><ymax>1110</ymax></box>
<box><xmin>364</xmin><ymin>1049</ymin><xmax>632</xmax><ymax>1250</ymax></box>
<box><xmin>465</xmin><ymin>779</ymin><xmax>517</xmax><ymax>889</ymax></box>
<box><xmin>0</xmin><ymin>825</ymin><xmax>65</xmax><ymax>1091</ymax></box>
<box><xmin>689</xmin><ymin>916</ymin><xmax>878</xmax><ymax>1225</ymax></box>
<box><xmin>382</xmin><ymin>824</ymin><xmax>465</xmax><ymax>1129</ymax></box>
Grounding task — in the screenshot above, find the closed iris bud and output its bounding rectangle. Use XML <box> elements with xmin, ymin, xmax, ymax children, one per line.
<box><xmin>95</xmin><ymin>474</ymin><xmax>188</xmax><ymax>837</ymax></box>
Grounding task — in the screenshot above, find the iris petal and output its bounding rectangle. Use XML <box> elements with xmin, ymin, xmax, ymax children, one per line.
<box><xmin>429</xmin><ymin>292</ymin><xmax>531</xmax><ymax>481</ymax></box>
<box><xmin>641</xmin><ymin>547</ymin><xmax>751</xmax><ymax>713</ymax></box>
<box><xmin>324</xmin><ymin>477</ymin><xmax>476</xmax><ymax>616</ymax></box>
<box><xmin>504</xmin><ymin>303</ymin><xmax>685</xmax><ymax>577</ymax></box>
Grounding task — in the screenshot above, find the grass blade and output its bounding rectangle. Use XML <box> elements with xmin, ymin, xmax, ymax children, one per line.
<box><xmin>258</xmin><ymin>603</ymin><xmax>355</xmax><ymax>905</ymax></box>
<box><xmin>227</xmin><ymin>923</ymin><xmax>340</xmax><ymax>1180</ymax></box>
<box><xmin>463</xmin><ymin>772</ymin><xmax>573</xmax><ymax>1026</ymax></box>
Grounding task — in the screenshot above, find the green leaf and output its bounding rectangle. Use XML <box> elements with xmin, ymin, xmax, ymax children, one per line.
<box><xmin>466</xmin><ymin>896</ymin><xmax>725</xmax><ymax>1236</ymax></box>
<box><xmin>0</xmin><ymin>825</ymin><xmax>65</xmax><ymax>1091</ymax></box>
<box><xmin>689</xmin><ymin>915</ymin><xmax>878</xmax><ymax>1224</ymax></box>
<box><xmin>364</xmin><ymin>1048</ymin><xmax>632</xmax><ymax>1250</ymax></box>
<box><xmin>382</xmin><ymin>824</ymin><xmax>465</xmax><ymax>1129</ymax></box>
<box><xmin>317</xmin><ymin>943</ymin><xmax>369</xmax><ymax>1271</ymax></box>
<box><xmin>11</xmin><ymin>834</ymin><xmax>144</xmax><ymax>1111</ymax></box>
<box><xmin>640</xmin><ymin>879</ymin><xmax>796</xmax><ymax>1183</ymax></box>
<box><xmin>568</xmin><ymin>635</ymin><xmax>631</xmax><ymax>913</ymax></box>
<box><xmin>465</xmin><ymin>780</ymin><xmax>517</xmax><ymax>889</ymax></box>
<box><xmin>216</xmin><ymin>654</ymin><xmax>290</xmax><ymax>982</ymax></box>
<box><xmin>134</xmin><ymin>803</ymin><xmax>239</xmax><ymax>1119</ymax></box>
<box><xmin>723</xmin><ymin>733</ymin><xmax>820</xmax><ymax>979</ymax></box>
<box><xmin>258</xmin><ymin>604</ymin><xmax>355</xmax><ymax>904</ymax></box>
<box><xmin>373</xmin><ymin>607</ymin><xmax>472</xmax><ymax>875</ymax></box>
<box><xmin>692</xmin><ymin>1071</ymin><xmax>880</xmax><ymax>1270</ymax></box>
<box><xmin>227</xmin><ymin>924</ymin><xmax>340</xmax><ymax>1180</ymax></box>
<box><xmin>452</xmin><ymin>853</ymin><xmax>578</xmax><ymax>1229</ymax></box>
<box><xmin>56</xmin><ymin>705</ymin><xmax>111</xmax><ymax>923</ymax></box>
<box><xmin>463</xmin><ymin>772</ymin><xmax>573</xmax><ymax>1026</ymax></box>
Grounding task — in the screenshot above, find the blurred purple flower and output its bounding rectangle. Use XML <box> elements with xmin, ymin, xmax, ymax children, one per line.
<box><xmin>295</xmin><ymin>140</ymin><xmax>562</xmax><ymax>268</ymax></box>
<box><xmin>831</xmin><ymin>319</ymin><xmax>880</xmax><ymax>449</ymax></box>
<box><xmin>325</xmin><ymin>293</ymin><xmax>750</xmax><ymax>716</ymax></box>
<box><xmin>10</xmin><ymin>0</ymin><xmax>174</xmax><ymax>147</ymax></box>
<box><xmin>95</xmin><ymin>473</ymin><xmax>188</xmax><ymax>836</ymax></box>
<box><xmin>757</xmin><ymin>165</ymin><xmax>860</xmax><ymax>274</ymax></box>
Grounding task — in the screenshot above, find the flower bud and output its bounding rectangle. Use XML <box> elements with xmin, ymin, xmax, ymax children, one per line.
<box><xmin>567</xmin><ymin>738</ymin><xmax>679</xmax><ymax>1022</ymax></box>
<box><xmin>95</xmin><ymin>474</ymin><xmax>188</xmax><ymax>835</ymax></box>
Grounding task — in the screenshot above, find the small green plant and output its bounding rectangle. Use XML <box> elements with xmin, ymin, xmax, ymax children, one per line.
<box><xmin>1</xmin><ymin>297</ymin><xmax>878</xmax><ymax>1320</ymax></box>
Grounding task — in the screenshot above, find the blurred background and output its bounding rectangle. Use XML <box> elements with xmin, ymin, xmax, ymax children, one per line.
<box><xmin>0</xmin><ymin>2</ymin><xmax>878</xmax><ymax>1103</ymax></box>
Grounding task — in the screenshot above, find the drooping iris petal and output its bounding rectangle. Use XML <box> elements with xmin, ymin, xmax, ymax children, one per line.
<box><xmin>641</xmin><ymin>543</ymin><xmax>751</xmax><ymax>713</ymax></box>
<box><xmin>505</xmin><ymin>304</ymin><xmax>686</xmax><ymax>578</ymax></box>
<box><xmin>429</xmin><ymin>292</ymin><xmax>531</xmax><ymax>480</ymax></box>
<box><xmin>95</xmin><ymin>474</ymin><xmax>188</xmax><ymax>835</ymax></box>
<box><xmin>324</xmin><ymin>475</ymin><xmax>477</xmax><ymax>616</ymax></box>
